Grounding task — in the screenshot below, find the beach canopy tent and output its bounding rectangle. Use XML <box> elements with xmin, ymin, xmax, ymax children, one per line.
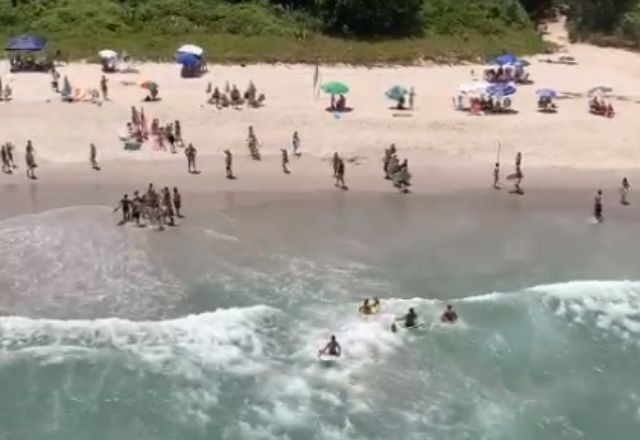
<box><xmin>5</xmin><ymin>34</ymin><xmax>52</xmax><ymax>72</ymax></box>
<box><xmin>176</xmin><ymin>44</ymin><xmax>206</xmax><ymax>78</ymax></box>
<box><xmin>487</xmin><ymin>83</ymin><xmax>516</xmax><ymax>97</ymax></box>
<box><xmin>491</xmin><ymin>54</ymin><xmax>529</xmax><ymax>67</ymax></box>
<box><xmin>6</xmin><ymin>34</ymin><xmax>46</xmax><ymax>52</ymax></box>
<box><xmin>99</xmin><ymin>49</ymin><xmax>119</xmax><ymax>72</ymax></box>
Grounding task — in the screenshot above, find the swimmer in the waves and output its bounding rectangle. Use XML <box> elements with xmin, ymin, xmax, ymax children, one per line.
<box><xmin>440</xmin><ymin>304</ymin><xmax>458</xmax><ymax>323</ymax></box>
<box><xmin>359</xmin><ymin>298</ymin><xmax>373</xmax><ymax>315</ymax></box>
<box><xmin>318</xmin><ymin>335</ymin><xmax>342</xmax><ymax>357</ymax></box>
<box><xmin>371</xmin><ymin>297</ymin><xmax>381</xmax><ymax>313</ymax></box>
<box><xmin>398</xmin><ymin>307</ymin><xmax>418</xmax><ymax>328</ymax></box>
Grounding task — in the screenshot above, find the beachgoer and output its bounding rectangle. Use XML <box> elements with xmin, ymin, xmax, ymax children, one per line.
<box><xmin>132</xmin><ymin>191</ymin><xmax>143</xmax><ymax>226</ymax></box>
<box><xmin>25</xmin><ymin>145</ymin><xmax>37</xmax><ymax>180</ymax></box>
<box><xmin>515</xmin><ymin>151</ymin><xmax>522</xmax><ymax>178</ymax></box>
<box><xmin>372</xmin><ymin>297</ymin><xmax>380</xmax><ymax>310</ymax></box>
<box><xmin>621</xmin><ymin>177</ymin><xmax>631</xmax><ymax>205</ymax></box>
<box><xmin>393</xmin><ymin>159</ymin><xmax>411</xmax><ymax>193</ymax></box>
<box><xmin>51</xmin><ymin>68</ymin><xmax>60</xmax><ymax>93</ymax></box>
<box><xmin>594</xmin><ymin>189</ymin><xmax>603</xmax><ymax>223</ymax></box>
<box><xmin>224</xmin><ymin>149</ymin><xmax>234</xmax><ymax>179</ymax></box>
<box><xmin>318</xmin><ymin>335</ymin><xmax>341</xmax><ymax>357</ymax></box>
<box><xmin>399</xmin><ymin>307</ymin><xmax>418</xmax><ymax>328</ymax></box>
<box><xmin>409</xmin><ymin>87</ymin><xmax>415</xmax><ymax>110</ymax></box>
<box><xmin>335</xmin><ymin>157</ymin><xmax>346</xmax><ymax>189</ymax></box>
<box><xmin>185</xmin><ymin>143</ymin><xmax>197</xmax><ymax>173</ymax></box>
<box><xmin>440</xmin><ymin>304</ymin><xmax>458</xmax><ymax>323</ymax></box>
<box><xmin>173</xmin><ymin>187</ymin><xmax>183</xmax><ymax>218</ymax></box>
<box><xmin>1</xmin><ymin>144</ymin><xmax>10</xmax><ymax>174</ymax></box>
<box><xmin>100</xmin><ymin>75</ymin><xmax>108</xmax><ymax>100</ymax></box>
<box><xmin>359</xmin><ymin>298</ymin><xmax>372</xmax><ymax>315</ymax></box>
<box><xmin>292</xmin><ymin>131</ymin><xmax>301</xmax><ymax>157</ymax></box>
<box><xmin>175</xmin><ymin>120</ymin><xmax>182</xmax><ymax>143</ymax></box>
<box><xmin>390</xmin><ymin>323</ymin><xmax>398</xmax><ymax>333</ymax></box>
<box><xmin>166</xmin><ymin>124</ymin><xmax>176</xmax><ymax>154</ymax></box>
<box><xmin>113</xmin><ymin>194</ymin><xmax>131</xmax><ymax>223</ymax></box>
<box><xmin>281</xmin><ymin>148</ymin><xmax>290</xmax><ymax>174</ymax></box>
<box><xmin>332</xmin><ymin>152</ymin><xmax>340</xmax><ymax>178</ymax></box>
<box><xmin>383</xmin><ymin>144</ymin><xmax>397</xmax><ymax>179</ymax></box>
<box><xmin>493</xmin><ymin>162</ymin><xmax>500</xmax><ymax>189</ymax></box>
<box><xmin>6</xmin><ymin>142</ymin><xmax>15</xmax><ymax>169</ymax></box>
<box><xmin>247</xmin><ymin>126</ymin><xmax>260</xmax><ymax>160</ymax></box>
<box><xmin>90</xmin><ymin>143</ymin><xmax>100</xmax><ymax>170</ymax></box>
<box><xmin>162</xmin><ymin>187</ymin><xmax>175</xmax><ymax>226</ymax></box>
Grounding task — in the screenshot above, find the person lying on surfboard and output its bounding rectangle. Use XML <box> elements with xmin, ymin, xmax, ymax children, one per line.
<box><xmin>318</xmin><ymin>335</ymin><xmax>342</xmax><ymax>357</ymax></box>
<box><xmin>440</xmin><ymin>304</ymin><xmax>458</xmax><ymax>323</ymax></box>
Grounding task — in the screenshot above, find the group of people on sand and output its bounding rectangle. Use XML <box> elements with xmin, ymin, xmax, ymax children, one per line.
<box><xmin>329</xmin><ymin>94</ymin><xmax>348</xmax><ymax>112</ymax></box>
<box><xmin>383</xmin><ymin>144</ymin><xmax>412</xmax><ymax>193</ymax></box>
<box><xmin>493</xmin><ymin>151</ymin><xmax>524</xmax><ymax>195</ymax></box>
<box><xmin>1</xmin><ymin>140</ymin><xmax>38</xmax><ymax>179</ymax></box>
<box><xmin>125</xmin><ymin>107</ymin><xmax>184</xmax><ymax>153</ymax></box>
<box><xmin>319</xmin><ymin>303</ymin><xmax>458</xmax><ymax>358</ymax></box>
<box><xmin>589</xmin><ymin>96</ymin><xmax>615</xmax><ymax>118</ymax></box>
<box><xmin>114</xmin><ymin>183</ymin><xmax>183</xmax><ymax>230</ymax></box>
<box><xmin>592</xmin><ymin>177</ymin><xmax>631</xmax><ymax>223</ymax></box>
<box><xmin>208</xmin><ymin>81</ymin><xmax>265</xmax><ymax>109</ymax></box>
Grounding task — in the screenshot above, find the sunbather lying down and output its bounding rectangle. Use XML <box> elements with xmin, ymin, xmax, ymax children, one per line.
<box><xmin>589</xmin><ymin>97</ymin><xmax>615</xmax><ymax>118</ymax></box>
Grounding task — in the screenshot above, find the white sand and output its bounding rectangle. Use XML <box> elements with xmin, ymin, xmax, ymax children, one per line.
<box><xmin>1</xmin><ymin>21</ymin><xmax>639</xmax><ymax>184</ymax></box>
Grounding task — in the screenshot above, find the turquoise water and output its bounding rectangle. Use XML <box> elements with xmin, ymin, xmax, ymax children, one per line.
<box><xmin>0</xmin><ymin>192</ymin><xmax>639</xmax><ymax>439</ymax></box>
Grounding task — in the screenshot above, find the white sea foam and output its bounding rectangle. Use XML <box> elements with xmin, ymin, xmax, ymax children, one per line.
<box><xmin>202</xmin><ymin>227</ymin><xmax>240</xmax><ymax>242</ymax></box>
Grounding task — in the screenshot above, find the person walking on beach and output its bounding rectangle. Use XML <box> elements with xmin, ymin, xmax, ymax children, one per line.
<box><xmin>493</xmin><ymin>162</ymin><xmax>500</xmax><ymax>189</ymax></box>
<box><xmin>508</xmin><ymin>152</ymin><xmax>524</xmax><ymax>195</ymax></box>
<box><xmin>6</xmin><ymin>142</ymin><xmax>15</xmax><ymax>169</ymax></box>
<box><xmin>51</xmin><ymin>68</ymin><xmax>60</xmax><ymax>93</ymax></box>
<box><xmin>185</xmin><ymin>143</ymin><xmax>197</xmax><ymax>173</ymax></box>
<box><xmin>292</xmin><ymin>131</ymin><xmax>301</xmax><ymax>157</ymax></box>
<box><xmin>383</xmin><ymin>144</ymin><xmax>397</xmax><ymax>179</ymax></box>
<box><xmin>515</xmin><ymin>151</ymin><xmax>522</xmax><ymax>177</ymax></box>
<box><xmin>332</xmin><ymin>152</ymin><xmax>340</xmax><ymax>178</ymax></box>
<box><xmin>594</xmin><ymin>190</ymin><xmax>603</xmax><ymax>223</ymax></box>
<box><xmin>335</xmin><ymin>157</ymin><xmax>346</xmax><ymax>189</ymax></box>
<box><xmin>173</xmin><ymin>187</ymin><xmax>183</xmax><ymax>218</ymax></box>
<box><xmin>281</xmin><ymin>148</ymin><xmax>290</xmax><ymax>174</ymax></box>
<box><xmin>1</xmin><ymin>144</ymin><xmax>10</xmax><ymax>174</ymax></box>
<box><xmin>100</xmin><ymin>75</ymin><xmax>109</xmax><ymax>101</ymax></box>
<box><xmin>166</xmin><ymin>124</ymin><xmax>177</xmax><ymax>154</ymax></box>
<box><xmin>161</xmin><ymin>187</ymin><xmax>175</xmax><ymax>227</ymax></box>
<box><xmin>25</xmin><ymin>141</ymin><xmax>37</xmax><ymax>180</ymax></box>
<box><xmin>132</xmin><ymin>191</ymin><xmax>144</xmax><ymax>227</ymax></box>
<box><xmin>89</xmin><ymin>143</ymin><xmax>100</xmax><ymax>171</ymax></box>
<box><xmin>621</xmin><ymin>177</ymin><xmax>631</xmax><ymax>205</ymax></box>
<box><xmin>113</xmin><ymin>194</ymin><xmax>131</xmax><ymax>224</ymax></box>
<box><xmin>174</xmin><ymin>120</ymin><xmax>182</xmax><ymax>145</ymax></box>
<box><xmin>224</xmin><ymin>149</ymin><xmax>235</xmax><ymax>179</ymax></box>
<box><xmin>247</xmin><ymin>126</ymin><xmax>260</xmax><ymax>160</ymax></box>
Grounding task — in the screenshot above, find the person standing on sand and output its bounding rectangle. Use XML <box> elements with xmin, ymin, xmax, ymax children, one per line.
<box><xmin>6</xmin><ymin>142</ymin><xmax>15</xmax><ymax>169</ymax></box>
<box><xmin>100</xmin><ymin>75</ymin><xmax>109</xmax><ymax>101</ymax></box>
<box><xmin>247</xmin><ymin>126</ymin><xmax>260</xmax><ymax>160</ymax></box>
<box><xmin>515</xmin><ymin>151</ymin><xmax>522</xmax><ymax>178</ymax></box>
<box><xmin>292</xmin><ymin>131</ymin><xmax>301</xmax><ymax>157</ymax></box>
<box><xmin>174</xmin><ymin>120</ymin><xmax>182</xmax><ymax>145</ymax></box>
<box><xmin>409</xmin><ymin>87</ymin><xmax>415</xmax><ymax>110</ymax></box>
<box><xmin>621</xmin><ymin>178</ymin><xmax>631</xmax><ymax>205</ymax></box>
<box><xmin>185</xmin><ymin>143</ymin><xmax>197</xmax><ymax>173</ymax></box>
<box><xmin>113</xmin><ymin>194</ymin><xmax>131</xmax><ymax>224</ymax></box>
<box><xmin>166</xmin><ymin>124</ymin><xmax>177</xmax><ymax>154</ymax></box>
<box><xmin>162</xmin><ymin>187</ymin><xmax>175</xmax><ymax>226</ymax></box>
<box><xmin>281</xmin><ymin>148</ymin><xmax>290</xmax><ymax>174</ymax></box>
<box><xmin>173</xmin><ymin>187</ymin><xmax>183</xmax><ymax>218</ymax></box>
<box><xmin>132</xmin><ymin>191</ymin><xmax>144</xmax><ymax>227</ymax></box>
<box><xmin>335</xmin><ymin>157</ymin><xmax>346</xmax><ymax>189</ymax></box>
<box><xmin>224</xmin><ymin>149</ymin><xmax>235</xmax><ymax>179</ymax></box>
<box><xmin>51</xmin><ymin>68</ymin><xmax>60</xmax><ymax>93</ymax></box>
<box><xmin>90</xmin><ymin>143</ymin><xmax>100</xmax><ymax>170</ymax></box>
<box><xmin>383</xmin><ymin>144</ymin><xmax>397</xmax><ymax>179</ymax></box>
<box><xmin>1</xmin><ymin>144</ymin><xmax>10</xmax><ymax>174</ymax></box>
<box><xmin>332</xmin><ymin>152</ymin><xmax>340</xmax><ymax>178</ymax></box>
<box><xmin>493</xmin><ymin>162</ymin><xmax>500</xmax><ymax>189</ymax></box>
<box><xmin>594</xmin><ymin>190</ymin><xmax>603</xmax><ymax>223</ymax></box>
<box><xmin>25</xmin><ymin>143</ymin><xmax>37</xmax><ymax>180</ymax></box>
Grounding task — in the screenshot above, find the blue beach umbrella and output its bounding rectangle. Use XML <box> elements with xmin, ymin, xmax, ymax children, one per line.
<box><xmin>536</xmin><ymin>88</ymin><xmax>557</xmax><ymax>99</ymax></box>
<box><xmin>492</xmin><ymin>54</ymin><xmax>518</xmax><ymax>66</ymax></box>
<box><xmin>385</xmin><ymin>85</ymin><xmax>408</xmax><ymax>101</ymax></box>
<box><xmin>487</xmin><ymin>83</ymin><xmax>516</xmax><ymax>97</ymax></box>
<box><xmin>176</xmin><ymin>52</ymin><xmax>200</xmax><ymax>67</ymax></box>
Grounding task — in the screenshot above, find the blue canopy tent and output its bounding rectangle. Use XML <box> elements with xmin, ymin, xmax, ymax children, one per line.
<box><xmin>176</xmin><ymin>45</ymin><xmax>206</xmax><ymax>78</ymax></box>
<box><xmin>6</xmin><ymin>35</ymin><xmax>47</xmax><ymax>52</ymax></box>
<box><xmin>5</xmin><ymin>34</ymin><xmax>52</xmax><ymax>72</ymax></box>
<box><xmin>536</xmin><ymin>88</ymin><xmax>557</xmax><ymax>99</ymax></box>
<box><xmin>176</xmin><ymin>52</ymin><xmax>200</xmax><ymax>68</ymax></box>
<box><xmin>487</xmin><ymin>83</ymin><xmax>516</xmax><ymax>97</ymax></box>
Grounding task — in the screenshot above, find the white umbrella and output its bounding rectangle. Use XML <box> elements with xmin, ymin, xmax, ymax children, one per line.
<box><xmin>177</xmin><ymin>44</ymin><xmax>203</xmax><ymax>56</ymax></box>
<box><xmin>99</xmin><ymin>49</ymin><xmax>118</xmax><ymax>59</ymax></box>
<box><xmin>458</xmin><ymin>81</ymin><xmax>490</xmax><ymax>95</ymax></box>
<box><xmin>587</xmin><ymin>85</ymin><xmax>613</xmax><ymax>96</ymax></box>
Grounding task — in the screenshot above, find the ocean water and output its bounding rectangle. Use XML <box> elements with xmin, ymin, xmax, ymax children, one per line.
<box><xmin>1</xmin><ymin>192</ymin><xmax>639</xmax><ymax>440</ymax></box>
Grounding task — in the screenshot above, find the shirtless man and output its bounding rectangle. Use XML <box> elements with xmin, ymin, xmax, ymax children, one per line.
<box><xmin>224</xmin><ymin>150</ymin><xmax>234</xmax><ymax>179</ymax></box>
<box><xmin>173</xmin><ymin>187</ymin><xmax>183</xmax><ymax>218</ymax></box>
<box><xmin>281</xmin><ymin>148</ymin><xmax>290</xmax><ymax>174</ymax></box>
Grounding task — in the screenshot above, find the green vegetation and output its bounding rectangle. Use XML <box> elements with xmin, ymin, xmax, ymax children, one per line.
<box><xmin>565</xmin><ymin>0</ymin><xmax>640</xmax><ymax>48</ymax></box>
<box><xmin>0</xmin><ymin>0</ymin><xmax>546</xmax><ymax>63</ymax></box>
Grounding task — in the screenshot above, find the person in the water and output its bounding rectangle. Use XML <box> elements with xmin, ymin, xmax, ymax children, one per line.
<box><xmin>359</xmin><ymin>298</ymin><xmax>372</xmax><ymax>315</ymax></box>
<box><xmin>399</xmin><ymin>307</ymin><xmax>418</xmax><ymax>328</ymax></box>
<box><xmin>371</xmin><ymin>297</ymin><xmax>380</xmax><ymax>311</ymax></box>
<box><xmin>441</xmin><ymin>304</ymin><xmax>458</xmax><ymax>323</ymax></box>
<box><xmin>319</xmin><ymin>335</ymin><xmax>341</xmax><ymax>357</ymax></box>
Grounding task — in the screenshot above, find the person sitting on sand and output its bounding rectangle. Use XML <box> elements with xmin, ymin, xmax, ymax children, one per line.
<box><xmin>210</xmin><ymin>87</ymin><xmax>221</xmax><ymax>107</ymax></box>
<box><xmin>336</xmin><ymin>94</ymin><xmax>346</xmax><ymax>111</ymax></box>
<box><xmin>230</xmin><ymin>85</ymin><xmax>241</xmax><ymax>106</ymax></box>
<box><xmin>220</xmin><ymin>94</ymin><xmax>230</xmax><ymax>108</ymax></box>
<box><xmin>606</xmin><ymin>103</ymin><xmax>615</xmax><ymax>118</ymax></box>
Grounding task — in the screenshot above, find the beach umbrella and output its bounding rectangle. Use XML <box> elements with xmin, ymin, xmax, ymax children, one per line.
<box><xmin>587</xmin><ymin>86</ymin><xmax>613</xmax><ymax>96</ymax></box>
<box><xmin>385</xmin><ymin>85</ymin><xmax>408</xmax><ymax>101</ymax></box>
<box><xmin>458</xmin><ymin>81</ymin><xmax>490</xmax><ymax>95</ymax></box>
<box><xmin>492</xmin><ymin>54</ymin><xmax>518</xmax><ymax>66</ymax></box>
<box><xmin>487</xmin><ymin>83</ymin><xmax>516</xmax><ymax>97</ymax></box>
<box><xmin>177</xmin><ymin>44</ymin><xmax>203</xmax><ymax>57</ymax></box>
<box><xmin>321</xmin><ymin>82</ymin><xmax>349</xmax><ymax>95</ymax></box>
<box><xmin>536</xmin><ymin>88</ymin><xmax>557</xmax><ymax>99</ymax></box>
<box><xmin>140</xmin><ymin>80</ymin><xmax>158</xmax><ymax>91</ymax></box>
<box><xmin>99</xmin><ymin>49</ymin><xmax>117</xmax><ymax>59</ymax></box>
<box><xmin>176</xmin><ymin>52</ymin><xmax>200</xmax><ymax>67</ymax></box>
